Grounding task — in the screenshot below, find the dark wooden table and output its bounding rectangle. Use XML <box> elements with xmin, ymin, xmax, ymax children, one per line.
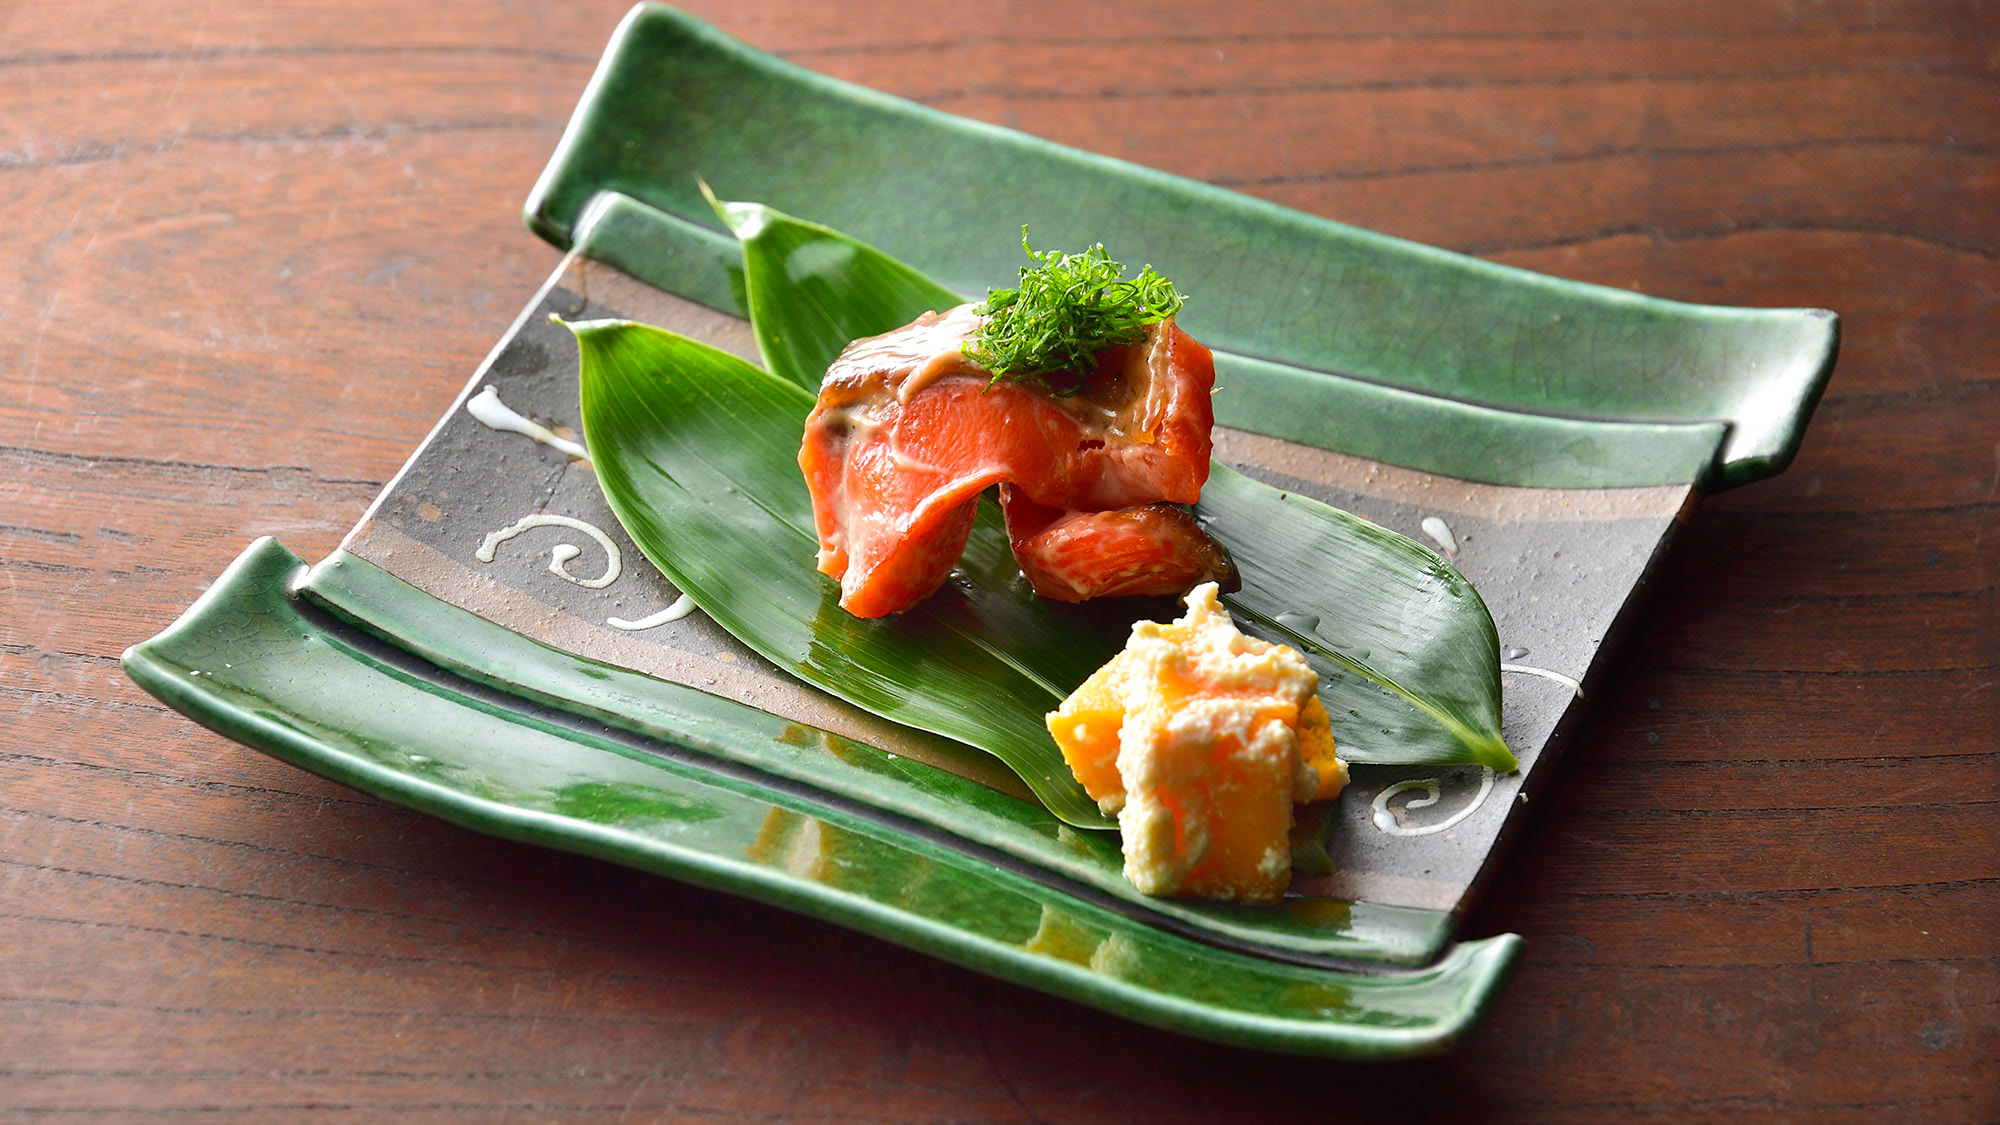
<box><xmin>6</xmin><ymin>1</ymin><xmax>1995</xmax><ymax>1119</ymax></box>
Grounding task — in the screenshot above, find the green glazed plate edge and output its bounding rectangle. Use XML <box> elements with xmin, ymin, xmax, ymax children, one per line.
<box><xmin>524</xmin><ymin>3</ymin><xmax>1837</xmax><ymax>491</ymax></box>
<box><xmin>297</xmin><ymin>544</ymin><xmax>1458</xmax><ymax>967</ymax></box>
<box><xmin>123</xmin><ymin>537</ymin><xmax>1522</xmax><ymax>1060</ymax></box>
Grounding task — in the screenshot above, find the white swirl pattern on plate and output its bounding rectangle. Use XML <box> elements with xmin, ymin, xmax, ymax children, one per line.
<box><xmin>1371</xmin><ymin>767</ymin><xmax>1496</xmax><ymax>837</ymax></box>
<box><xmin>466</xmin><ymin>384</ymin><xmax>591</xmax><ymax>462</ymax></box>
<box><xmin>608</xmin><ymin>594</ymin><xmax>699</xmax><ymax>630</ymax></box>
<box><xmin>476</xmin><ymin>514</ymin><xmax>622</xmax><ymax>589</ymax></box>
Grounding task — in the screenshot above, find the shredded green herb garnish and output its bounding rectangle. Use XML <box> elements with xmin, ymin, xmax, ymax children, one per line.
<box><xmin>964</xmin><ymin>230</ymin><xmax>1185</xmax><ymax>394</ymax></box>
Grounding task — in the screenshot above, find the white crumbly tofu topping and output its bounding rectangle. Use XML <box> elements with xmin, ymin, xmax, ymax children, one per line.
<box><xmin>1108</xmin><ymin>583</ymin><xmax>1322</xmax><ymax>897</ymax></box>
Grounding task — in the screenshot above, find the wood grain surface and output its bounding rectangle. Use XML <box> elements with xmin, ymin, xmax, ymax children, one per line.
<box><xmin>4</xmin><ymin>0</ymin><xmax>1995</xmax><ymax>1119</ymax></box>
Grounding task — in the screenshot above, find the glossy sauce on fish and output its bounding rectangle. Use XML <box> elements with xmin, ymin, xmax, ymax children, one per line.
<box><xmin>799</xmin><ymin>302</ymin><xmax>1225</xmax><ymax>617</ymax></box>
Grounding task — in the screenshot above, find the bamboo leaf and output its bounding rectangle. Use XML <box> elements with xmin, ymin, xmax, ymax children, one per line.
<box><xmin>704</xmin><ymin>200</ymin><xmax>1513</xmax><ymax>772</ymax></box>
<box><xmin>703</xmin><ymin>185</ymin><xmax>963</xmax><ymax>389</ymax></box>
<box><xmin>569</xmin><ymin>201</ymin><xmax>1513</xmax><ymax>830</ymax></box>
<box><xmin>1199</xmin><ymin>468</ymin><xmax>1513</xmax><ymax>770</ymax></box>
<box><xmin>573</xmin><ymin>317</ymin><xmax>1121</xmax><ymax>826</ymax></box>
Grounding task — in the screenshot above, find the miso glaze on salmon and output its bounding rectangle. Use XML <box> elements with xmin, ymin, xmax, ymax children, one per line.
<box><xmin>799</xmin><ymin>302</ymin><xmax>1227</xmax><ymax>617</ymax></box>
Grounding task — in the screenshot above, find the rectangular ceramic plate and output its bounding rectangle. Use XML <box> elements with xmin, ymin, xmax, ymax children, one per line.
<box><xmin>124</xmin><ymin>4</ymin><xmax>1835</xmax><ymax>1058</ymax></box>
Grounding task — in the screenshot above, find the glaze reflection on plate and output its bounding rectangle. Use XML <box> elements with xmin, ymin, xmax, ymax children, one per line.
<box><xmin>124</xmin><ymin>3</ymin><xmax>1834</xmax><ymax>1058</ymax></box>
